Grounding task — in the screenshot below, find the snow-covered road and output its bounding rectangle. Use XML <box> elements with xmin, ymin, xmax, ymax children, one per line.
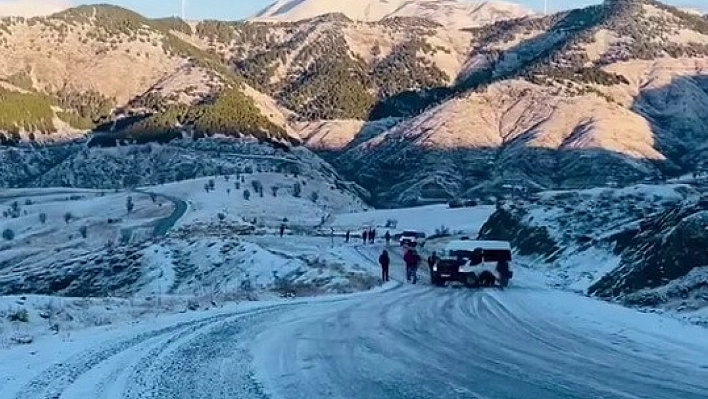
<box><xmin>253</xmin><ymin>281</ymin><xmax>708</xmax><ymax>399</ymax></box>
<box><xmin>2</xmin><ymin>247</ymin><xmax>707</xmax><ymax>399</ymax></box>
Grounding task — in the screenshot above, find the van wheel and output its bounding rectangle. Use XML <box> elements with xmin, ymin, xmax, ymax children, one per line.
<box><xmin>463</xmin><ymin>273</ymin><xmax>478</xmax><ymax>288</ymax></box>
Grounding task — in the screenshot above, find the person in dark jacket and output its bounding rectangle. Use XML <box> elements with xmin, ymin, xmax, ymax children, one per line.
<box><xmin>279</xmin><ymin>224</ymin><xmax>285</xmax><ymax>237</ymax></box>
<box><xmin>362</xmin><ymin>230</ymin><xmax>368</xmax><ymax>244</ymax></box>
<box><xmin>496</xmin><ymin>260</ymin><xmax>511</xmax><ymax>288</ymax></box>
<box><xmin>370</xmin><ymin>229</ymin><xmax>376</xmax><ymax>244</ymax></box>
<box><xmin>427</xmin><ymin>251</ymin><xmax>438</xmax><ymax>269</ymax></box>
<box><xmin>379</xmin><ymin>250</ymin><xmax>390</xmax><ymax>282</ymax></box>
<box><xmin>404</xmin><ymin>248</ymin><xmax>421</xmax><ymax>284</ymax></box>
<box><xmin>345</xmin><ymin>230</ymin><xmax>350</xmax><ymax>243</ymax></box>
<box><xmin>384</xmin><ymin>231</ymin><xmax>391</xmax><ymax>246</ymax></box>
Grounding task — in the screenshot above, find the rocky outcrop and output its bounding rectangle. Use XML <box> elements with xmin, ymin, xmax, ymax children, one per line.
<box><xmin>477</xmin><ymin>207</ymin><xmax>560</xmax><ymax>259</ymax></box>
<box><xmin>589</xmin><ymin>199</ymin><xmax>708</xmax><ymax>300</ymax></box>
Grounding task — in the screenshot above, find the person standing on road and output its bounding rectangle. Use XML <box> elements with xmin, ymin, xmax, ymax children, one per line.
<box><xmin>379</xmin><ymin>250</ymin><xmax>390</xmax><ymax>282</ymax></box>
<box><xmin>427</xmin><ymin>251</ymin><xmax>439</xmax><ymax>270</ymax></box>
<box><xmin>362</xmin><ymin>230</ymin><xmax>368</xmax><ymax>245</ymax></box>
<box><xmin>384</xmin><ymin>231</ymin><xmax>391</xmax><ymax>246</ymax></box>
<box><xmin>404</xmin><ymin>248</ymin><xmax>421</xmax><ymax>284</ymax></box>
<box><xmin>496</xmin><ymin>260</ymin><xmax>511</xmax><ymax>289</ymax></box>
<box><xmin>279</xmin><ymin>224</ymin><xmax>285</xmax><ymax>238</ymax></box>
<box><xmin>345</xmin><ymin>230</ymin><xmax>350</xmax><ymax>243</ymax></box>
<box><xmin>370</xmin><ymin>229</ymin><xmax>376</xmax><ymax>244</ymax></box>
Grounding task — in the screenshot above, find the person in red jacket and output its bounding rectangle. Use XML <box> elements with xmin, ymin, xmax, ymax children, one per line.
<box><xmin>403</xmin><ymin>248</ymin><xmax>421</xmax><ymax>284</ymax></box>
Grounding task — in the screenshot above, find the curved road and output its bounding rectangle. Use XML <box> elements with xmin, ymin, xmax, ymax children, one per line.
<box><xmin>4</xmin><ymin>249</ymin><xmax>708</xmax><ymax>399</ymax></box>
<box><xmin>133</xmin><ymin>190</ymin><xmax>189</xmax><ymax>237</ymax></box>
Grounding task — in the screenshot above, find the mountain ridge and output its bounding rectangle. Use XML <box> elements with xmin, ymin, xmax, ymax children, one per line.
<box><xmin>0</xmin><ymin>4</ymin><xmax>293</xmax><ymax>145</ymax></box>
<box><xmin>251</xmin><ymin>0</ymin><xmax>534</xmax><ymax>29</ymax></box>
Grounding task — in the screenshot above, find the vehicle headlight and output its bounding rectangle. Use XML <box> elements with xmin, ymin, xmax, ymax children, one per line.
<box><xmin>433</xmin><ymin>265</ymin><xmax>438</xmax><ymax>272</ymax></box>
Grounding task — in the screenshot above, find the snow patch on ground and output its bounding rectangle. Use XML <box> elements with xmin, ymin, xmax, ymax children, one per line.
<box><xmin>328</xmin><ymin>204</ymin><xmax>496</xmax><ymax>236</ymax></box>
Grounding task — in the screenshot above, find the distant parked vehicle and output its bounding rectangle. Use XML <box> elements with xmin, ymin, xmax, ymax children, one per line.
<box><xmin>448</xmin><ymin>199</ymin><xmax>478</xmax><ymax>209</ymax></box>
<box><xmin>398</xmin><ymin>230</ymin><xmax>426</xmax><ymax>248</ymax></box>
<box><xmin>430</xmin><ymin>240</ymin><xmax>513</xmax><ymax>288</ymax></box>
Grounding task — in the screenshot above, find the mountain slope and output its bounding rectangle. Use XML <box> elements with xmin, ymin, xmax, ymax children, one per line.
<box><xmin>252</xmin><ymin>0</ymin><xmax>533</xmax><ymax>29</ymax></box>
<box><xmin>188</xmin><ymin>15</ymin><xmax>474</xmax><ymax>121</ymax></box>
<box><xmin>0</xmin><ymin>5</ymin><xmax>290</xmax><ymax>144</ymax></box>
<box><xmin>330</xmin><ymin>0</ymin><xmax>708</xmax><ymax>206</ymax></box>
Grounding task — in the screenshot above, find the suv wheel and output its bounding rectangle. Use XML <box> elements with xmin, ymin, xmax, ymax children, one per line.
<box><xmin>463</xmin><ymin>273</ymin><xmax>478</xmax><ymax>288</ymax></box>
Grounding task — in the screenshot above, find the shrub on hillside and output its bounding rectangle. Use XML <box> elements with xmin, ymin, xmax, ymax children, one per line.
<box><xmin>7</xmin><ymin>308</ymin><xmax>29</xmax><ymax>322</ymax></box>
<box><xmin>2</xmin><ymin>228</ymin><xmax>14</xmax><ymax>241</ymax></box>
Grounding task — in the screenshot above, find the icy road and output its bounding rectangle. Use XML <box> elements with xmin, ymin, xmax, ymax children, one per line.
<box><xmin>2</xmin><ymin>250</ymin><xmax>707</xmax><ymax>399</ymax></box>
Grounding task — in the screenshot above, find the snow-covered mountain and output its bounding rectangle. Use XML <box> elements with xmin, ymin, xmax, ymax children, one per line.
<box><xmin>326</xmin><ymin>0</ymin><xmax>708</xmax><ymax>206</ymax></box>
<box><xmin>251</xmin><ymin>0</ymin><xmax>534</xmax><ymax>29</ymax></box>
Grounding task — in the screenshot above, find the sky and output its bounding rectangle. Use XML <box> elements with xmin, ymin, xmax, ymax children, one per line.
<box><xmin>0</xmin><ymin>0</ymin><xmax>705</xmax><ymax>20</ymax></box>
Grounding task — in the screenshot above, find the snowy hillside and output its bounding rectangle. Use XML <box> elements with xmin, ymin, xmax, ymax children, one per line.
<box><xmin>477</xmin><ymin>182</ymin><xmax>708</xmax><ymax>325</ymax></box>
<box><xmin>0</xmin><ymin>174</ymin><xmax>372</xmax><ymax>345</ymax></box>
<box><xmin>0</xmin><ymin>187</ymin><xmax>173</xmax><ymax>260</ymax></box>
<box><xmin>0</xmin><ymin>140</ymin><xmax>367</xmax><ymax>202</ymax></box>
<box><xmin>150</xmin><ymin>172</ymin><xmax>367</xmax><ymax>230</ymax></box>
<box><xmin>251</xmin><ymin>0</ymin><xmax>533</xmax><ymax>29</ymax></box>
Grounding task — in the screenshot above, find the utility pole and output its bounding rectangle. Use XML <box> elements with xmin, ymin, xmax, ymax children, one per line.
<box><xmin>544</xmin><ymin>0</ymin><xmax>548</xmax><ymax>15</ymax></box>
<box><xmin>181</xmin><ymin>0</ymin><xmax>186</xmax><ymax>20</ymax></box>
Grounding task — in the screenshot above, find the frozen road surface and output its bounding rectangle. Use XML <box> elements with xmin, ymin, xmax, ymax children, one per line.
<box><xmin>2</xmin><ymin>272</ymin><xmax>707</xmax><ymax>399</ymax></box>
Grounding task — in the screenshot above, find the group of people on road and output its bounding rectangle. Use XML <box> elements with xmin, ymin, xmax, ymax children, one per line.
<box><xmin>344</xmin><ymin>229</ymin><xmax>392</xmax><ymax>246</ymax></box>
<box><xmin>377</xmin><ymin>247</ymin><xmax>442</xmax><ymax>285</ymax></box>
<box><xmin>377</xmin><ymin>246</ymin><xmax>437</xmax><ymax>284</ymax></box>
<box><xmin>362</xmin><ymin>228</ymin><xmax>376</xmax><ymax>244</ymax></box>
